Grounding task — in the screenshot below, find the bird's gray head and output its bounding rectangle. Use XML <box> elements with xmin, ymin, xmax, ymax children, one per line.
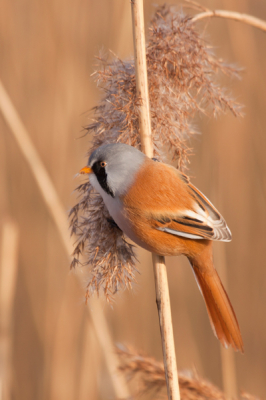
<box><xmin>87</xmin><ymin>143</ymin><xmax>146</xmax><ymax>197</ymax></box>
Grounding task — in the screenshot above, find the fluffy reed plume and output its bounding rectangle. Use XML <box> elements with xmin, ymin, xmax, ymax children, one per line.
<box><xmin>69</xmin><ymin>6</ymin><xmax>242</xmax><ymax>300</ymax></box>
<box><xmin>70</xmin><ymin>183</ymin><xmax>137</xmax><ymax>300</ymax></box>
<box><xmin>117</xmin><ymin>346</ymin><xmax>261</xmax><ymax>400</ymax></box>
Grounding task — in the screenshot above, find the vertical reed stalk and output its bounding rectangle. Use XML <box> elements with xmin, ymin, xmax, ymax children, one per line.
<box><xmin>152</xmin><ymin>255</ymin><xmax>180</xmax><ymax>399</ymax></box>
<box><xmin>130</xmin><ymin>0</ymin><xmax>153</xmax><ymax>159</ymax></box>
<box><xmin>220</xmin><ymin>346</ymin><xmax>238</xmax><ymax>398</ymax></box>
<box><xmin>0</xmin><ymin>219</ymin><xmax>19</xmax><ymax>400</ymax></box>
<box><xmin>131</xmin><ymin>1</ymin><xmax>180</xmax><ymax>399</ymax></box>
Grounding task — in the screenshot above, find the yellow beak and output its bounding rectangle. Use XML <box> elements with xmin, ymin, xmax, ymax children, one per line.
<box><xmin>79</xmin><ymin>166</ymin><xmax>93</xmax><ymax>174</ymax></box>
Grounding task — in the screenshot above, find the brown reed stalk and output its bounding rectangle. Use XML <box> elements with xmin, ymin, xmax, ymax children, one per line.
<box><xmin>0</xmin><ymin>219</ymin><xmax>19</xmax><ymax>400</ymax></box>
<box><xmin>131</xmin><ymin>0</ymin><xmax>153</xmax><ymax>159</ymax></box>
<box><xmin>0</xmin><ymin>79</ymin><xmax>130</xmax><ymax>399</ymax></box>
<box><xmin>131</xmin><ymin>1</ymin><xmax>180</xmax><ymax>399</ymax></box>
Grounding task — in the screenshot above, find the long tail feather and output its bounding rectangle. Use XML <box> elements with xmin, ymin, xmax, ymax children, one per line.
<box><xmin>191</xmin><ymin>260</ymin><xmax>243</xmax><ymax>352</ymax></box>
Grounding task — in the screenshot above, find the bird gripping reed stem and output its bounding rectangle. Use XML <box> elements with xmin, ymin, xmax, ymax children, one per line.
<box><xmin>130</xmin><ymin>1</ymin><xmax>180</xmax><ymax>399</ymax></box>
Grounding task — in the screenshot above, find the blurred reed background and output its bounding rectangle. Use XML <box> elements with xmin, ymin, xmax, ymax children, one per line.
<box><xmin>0</xmin><ymin>0</ymin><xmax>266</xmax><ymax>399</ymax></box>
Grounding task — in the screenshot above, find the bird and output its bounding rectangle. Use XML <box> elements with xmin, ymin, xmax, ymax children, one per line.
<box><xmin>80</xmin><ymin>142</ymin><xmax>243</xmax><ymax>352</ymax></box>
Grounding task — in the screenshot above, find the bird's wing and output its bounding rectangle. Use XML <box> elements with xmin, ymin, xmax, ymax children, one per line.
<box><xmin>152</xmin><ymin>172</ymin><xmax>232</xmax><ymax>242</ymax></box>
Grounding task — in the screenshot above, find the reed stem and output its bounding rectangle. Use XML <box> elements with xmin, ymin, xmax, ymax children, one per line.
<box><xmin>152</xmin><ymin>255</ymin><xmax>180</xmax><ymax>399</ymax></box>
<box><xmin>131</xmin><ymin>1</ymin><xmax>180</xmax><ymax>399</ymax></box>
<box><xmin>0</xmin><ymin>220</ymin><xmax>19</xmax><ymax>400</ymax></box>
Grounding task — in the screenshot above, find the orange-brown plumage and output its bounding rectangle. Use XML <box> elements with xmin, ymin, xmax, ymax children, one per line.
<box><xmin>122</xmin><ymin>158</ymin><xmax>223</xmax><ymax>256</ymax></box>
<box><xmin>121</xmin><ymin>158</ymin><xmax>243</xmax><ymax>351</ymax></box>
<box><xmin>190</xmin><ymin>244</ymin><xmax>243</xmax><ymax>352</ymax></box>
<box><xmin>84</xmin><ymin>143</ymin><xmax>243</xmax><ymax>352</ymax></box>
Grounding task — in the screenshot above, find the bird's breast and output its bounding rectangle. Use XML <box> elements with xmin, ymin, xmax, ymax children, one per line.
<box><xmin>89</xmin><ymin>174</ymin><xmax>147</xmax><ymax>248</ymax></box>
<box><xmin>103</xmin><ymin>194</ymin><xmax>150</xmax><ymax>249</ymax></box>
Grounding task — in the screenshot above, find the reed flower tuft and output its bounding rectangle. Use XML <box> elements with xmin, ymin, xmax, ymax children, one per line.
<box><xmin>117</xmin><ymin>345</ymin><xmax>260</xmax><ymax>400</ymax></box>
<box><xmin>69</xmin><ymin>6</ymin><xmax>242</xmax><ymax>300</ymax></box>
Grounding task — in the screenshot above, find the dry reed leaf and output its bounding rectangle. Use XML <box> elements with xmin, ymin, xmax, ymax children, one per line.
<box><xmin>116</xmin><ymin>346</ymin><xmax>262</xmax><ymax>400</ymax></box>
<box><xmin>69</xmin><ymin>6</ymin><xmax>242</xmax><ymax>301</ymax></box>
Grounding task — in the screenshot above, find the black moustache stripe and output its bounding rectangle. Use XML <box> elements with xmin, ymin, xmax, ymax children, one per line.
<box><xmin>92</xmin><ymin>161</ymin><xmax>114</xmax><ymax>197</ymax></box>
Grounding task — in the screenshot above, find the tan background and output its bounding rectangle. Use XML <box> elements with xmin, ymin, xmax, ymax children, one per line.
<box><xmin>1</xmin><ymin>0</ymin><xmax>266</xmax><ymax>398</ymax></box>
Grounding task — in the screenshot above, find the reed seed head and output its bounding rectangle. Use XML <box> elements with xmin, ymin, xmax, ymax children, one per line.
<box><xmin>117</xmin><ymin>345</ymin><xmax>260</xmax><ymax>400</ymax></box>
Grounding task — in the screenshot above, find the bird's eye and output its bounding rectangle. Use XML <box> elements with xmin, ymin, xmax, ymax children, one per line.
<box><xmin>100</xmin><ymin>161</ymin><xmax>107</xmax><ymax>168</ymax></box>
